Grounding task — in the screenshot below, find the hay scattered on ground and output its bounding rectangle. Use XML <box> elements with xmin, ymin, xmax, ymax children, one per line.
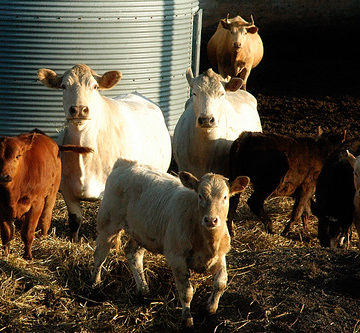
<box><xmin>1</xmin><ymin>187</ymin><xmax>359</xmax><ymax>332</ymax></box>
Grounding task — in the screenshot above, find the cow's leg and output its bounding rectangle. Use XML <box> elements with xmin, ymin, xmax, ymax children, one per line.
<box><xmin>207</xmin><ymin>255</ymin><xmax>227</xmax><ymax>315</ymax></box>
<box><xmin>0</xmin><ymin>221</ymin><xmax>14</xmax><ymax>256</ymax></box>
<box><xmin>61</xmin><ymin>187</ymin><xmax>82</xmax><ymax>242</ymax></box>
<box><xmin>92</xmin><ymin>224</ymin><xmax>120</xmax><ymax>285</ymax></box>
<box><xmin>247</xmin><ymin>190</ymin><xmax>274</xmax><ymax>234</ymax></box>
<box><xmin>301</xmin><ymin>199</ymin><xmax>312</xmax><ymax>231</ymax></box>
<box><xmin>125</xmin><ymin>238</ymin><xmax>149</xmax><ymax>295</ymax></box>
<box><xmin>38</xmin><ymin>191</ymin><xmax>58</xmax><ymax>237</ymax></box>
<box><xmin>167</xmin><ymin>255</ymin><xmax>194</xmax><ymax>327</ymax></box>
<box><xmin>21</xmin><ymin>201</ymin><xmax>44</xmax><ymax>260</ymax></box>
<box><xmin>227</xmin><ymin>194</ymin><xmax>240</xmax><ymax>236</ymax></box>
<box><xmin>239</xmin><ymin>66</ymin><xmax>250</xmax><ymax>91</ymax></box>
<box><xmin>282</xmin><ymin>188</ymin><xmax>313</xmax><ymax>236</ymax></box>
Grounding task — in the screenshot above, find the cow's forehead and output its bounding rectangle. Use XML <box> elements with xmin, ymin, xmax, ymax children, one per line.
<box><xmin>63</xmin><ymin>64</ymin><xmax>97</xmax><ymax>84</ymax></box>
<box><xmin>0</xmin><ymin>138</ymin><xmax>19</xmax><ymax>159</ymax></box>
<box><xmin>193</xmin><ymin>71</ymin><xmax>223</xmax><ymax>94</ymax></box>
<box><xmin>198</xmin><ymin>173</ymin><xmax>229</xmax><ymax>197</ymax></box>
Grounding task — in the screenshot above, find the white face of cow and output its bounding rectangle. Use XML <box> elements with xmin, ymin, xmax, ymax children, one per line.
<box><xmin>186</xmin><ymin>68</ymin><xmax>243</xmax><ymax>130</ymax></box>
<box><xmin>38</xmin><ymin>64</ymin><xmax>122</xmax><ymax>127</ymax></box>
<box><xmin>179</xmin><ymin>171</ymin><xmax>250</xmax><ymax>230</ymax></box>
<box><xmin>221</xmin><ymin>17</ymin><xmax>258</xmax><ymax>49</ymax></box>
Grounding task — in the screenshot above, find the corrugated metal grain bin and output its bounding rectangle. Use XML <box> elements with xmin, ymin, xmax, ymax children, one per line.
<box><xmin>0</xmin><ymin>0</ymin><xmax>201</xmax><ymax>137</ymax></box>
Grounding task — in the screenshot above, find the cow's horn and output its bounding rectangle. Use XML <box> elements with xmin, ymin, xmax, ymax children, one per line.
<box><xmin>249</xmin><ymin>14</ymin><xmax>254</xmax><ymax>26</ymax></box>
<box><xmin>226</xmin><ymin>13</ymin><xmax>230</xmax><ymax>24</ymax></box>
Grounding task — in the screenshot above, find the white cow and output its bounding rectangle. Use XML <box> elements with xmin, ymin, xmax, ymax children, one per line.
<box><xmin>92</xmin><ymin>159</ymin><xmax>250</xmax><ymax>327</ymax></box>
<box><xmin>173</xmin><ymin>68</ymin><xmax>262</xmax><ymax>178</ymax></box>
<box><xmin>37</xmin><ymin>64</ymin><xmax>172</xmax><ymax>241</ymax></box>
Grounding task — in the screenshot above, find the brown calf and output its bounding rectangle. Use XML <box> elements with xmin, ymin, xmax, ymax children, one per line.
<box><xmin>0</xmin><ymin>130</ymin><xmax>91</xmax><ymax>259</ymax></box>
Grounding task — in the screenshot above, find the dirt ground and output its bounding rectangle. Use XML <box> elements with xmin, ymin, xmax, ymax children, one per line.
<box><xmin>1</xmin><ymin>23</ymin><xmax>360</xmax><ymax>332</ymax></box>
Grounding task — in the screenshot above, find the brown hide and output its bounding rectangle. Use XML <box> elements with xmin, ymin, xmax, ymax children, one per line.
<box><xmin>0</xmin><ymin>132</ymin><xmax>62</xmax><ymax>259</ymax></box>
<box><xmin>228</xmin><ymin>131</ymin><xmax>343</xmax><ymax>235</ymax></box>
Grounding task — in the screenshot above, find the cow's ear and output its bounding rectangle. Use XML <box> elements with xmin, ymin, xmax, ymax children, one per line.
<box><xmin>37</xmin><ymin>69</ymin><xmax>62</xmax><ymax>89</ymax></box>
<box><xmin>225</xmin><ymin>77</ymin><xmax>244</xmax><ymax>91</ymax></box>
<box><xmin>97</xmin><ymin>71</ymin><xmax>122</xmax><ymax>90</ymax></box>
<box><xmin>229</xmin><ymin>176</ymin><xmax>250</xmax><ymax>196</ymax></box>
<box><xmin>347</xmin><ymin>150</ymin><xmax>357</xmax><ymax>169</ymax></box>
<box><xmin>220</xmin><ymin>19</ymin><xmax>231</xmax><ymax>30</ymax></box>
<box><xmin>179</xmin><ymin>171</ymin><xmax>199</xmax><ymax>191</ymax></box>
<box><xmin>19</xmin><ymin>133</ymin><xmax>37</xmax><ymax>153</ymax></box>
<box><xmin>247</xmin><ymin>26</ymin><xmax>258</xmax><ymax>34</ymax></box>
<box><xmin>186</xmin><ymin>67</ymin><xmax>194</xmax><ymax>88</ymax></box>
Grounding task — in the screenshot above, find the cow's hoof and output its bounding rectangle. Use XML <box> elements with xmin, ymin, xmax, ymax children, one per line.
<box><xmin>184</xmin><ymin>317</ymin><xmax>194</xmax><ymax>328</ymax></box>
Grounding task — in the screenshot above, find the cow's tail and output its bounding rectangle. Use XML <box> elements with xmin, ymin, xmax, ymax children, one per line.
<box><xmin>58</xmin><ymin>145</ymin><xmax>94</xmax><ymax>154</ymax></box>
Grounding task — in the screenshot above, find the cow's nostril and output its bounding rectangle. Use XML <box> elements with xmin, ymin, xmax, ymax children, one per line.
<box><xmin>198</xmin><ymin>117</ymin><xmax>204</xmax><ymax>125</ymax></box>
<box><xmin>69</xmin><ymin>106</ymin><xmax>77</xmax><ymax>115</ymax></box>
<box><xmin>82</xmin><ymin>106</ymin><xmax>89</xmax><ymax>114</ymax></box>
<box><xmin>210</xmin><ymin>117</ymin><xmax>215</xmax><ymax>124</ymax></box>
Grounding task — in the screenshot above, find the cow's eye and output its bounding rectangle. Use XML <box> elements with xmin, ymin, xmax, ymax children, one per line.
<box><xmin>198</xmin><ymin>194</ymin><xmax>203</xmax><ymax>200</ymax></box>
<box><xmin>93</xmin><ymin>84</ymin><xmax>99</xmax><ymax>90</ymax></box>
<box><xmin>223</xmin><ymin>195</ymin><xmax>228</xmax><ymax>200</ymax></box>
<box><xmin>192</xmin><ymin>92</ymin><xmax>197</xmax><ymax>97</ymax></box>
<box><xmin>15</xmin><ymin>154</ymin><xmax>21</xmax><ymax>160</ymax></box>
<box><xmin>61</xmin><ymin>84</ymin><xmax>66</xmax><ymax>90</ymax></box>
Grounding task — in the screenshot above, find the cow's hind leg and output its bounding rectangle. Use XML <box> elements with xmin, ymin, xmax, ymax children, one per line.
<box><xmin>125</xmin><ymin>238</ymin><xmax>149</xmax><ymax>296</ymax></box>
<box><xmin>0</xmin><ymin>221</ymin><xmax>15</xmax><ymax>256</ymax></box>
<box><xmin>282</xmin><ymin>187</ymin><xmax>313</xmax><ymax>236</ymax></box>
<box><xmin>38</xmin><ymin>192</ymin><xmax>58</xmax><ymax>237</ymax></box>
<box><xmin>92</xmin><ymin>225</ymin><xmax>120</xmax><ymax>286</ymax></box>
<box><xmin>21</xmin><ymin>201</ymin><xmax>45</xmax><ymax>260</ymax></box>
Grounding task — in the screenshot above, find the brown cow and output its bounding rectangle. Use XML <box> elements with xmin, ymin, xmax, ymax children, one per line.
<box><xmin>207</xmin><ymin>14</ymin><xmax>264</xmax><ymax>90</ymax></box>
<box><xmin>228</xmin><ymin>129</ymin><xmax>345</xmax><ymax>236</ymax></box>
<box><xmin>0</xmin><ymin>130</ymin><xmax>91</xmax><ymax>259</ymax></box>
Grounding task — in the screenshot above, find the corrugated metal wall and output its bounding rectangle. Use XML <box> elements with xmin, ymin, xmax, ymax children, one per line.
<box><xmin>0</xmin><ymin>0</ymin><xmax>200</xmax><ymax>137</ymax></box>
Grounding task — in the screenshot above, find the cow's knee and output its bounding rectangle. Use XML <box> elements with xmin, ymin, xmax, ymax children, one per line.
<box><xmin>68</xmin><ymin>214</ymin><xmax>82</xmax><ymax>242</ymax></box>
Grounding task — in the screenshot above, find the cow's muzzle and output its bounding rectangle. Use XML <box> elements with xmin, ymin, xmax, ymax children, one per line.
<box><xmin>68</xmin><ymin>105</ymin><xmax>90</xmax><ymax>120</ymax></box>
<box><xmin>202</xmin><ymin>216</ymin><xmax>220</xmax><ymax>229</ymax></box>
<box><xmin>198</xmin><ymin>116</ymin><xmax>216</xmax><ymax>128</ymax></box>
<box><xmin>0</xmin><ymin>174</ymin><xmax>12</xmax><ymax>183</ymax></box>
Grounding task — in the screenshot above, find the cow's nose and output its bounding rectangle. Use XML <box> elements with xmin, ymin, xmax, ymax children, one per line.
<box><xmin>69</xmin><ymin>106</ymin><xmax>89</xmax><ymax>118</ymax></box>
<box><xmin>203</xmin><ymin>216</ymin><xmax>219</xmax><ymax>228</ymax></box>
<box><xmin>198</xmin><ymin>116</ymin><xmax>215</xmax><ymax>127</ymax></box>
<box><xmin>0</xmin><ymin>174</ymin><xmax>12</xmax><ymax>183</ymax></box>
<box><xmin>233</xmin><ymin>42</ymin><xmax>242</xmax><ymax>49</ymax></box>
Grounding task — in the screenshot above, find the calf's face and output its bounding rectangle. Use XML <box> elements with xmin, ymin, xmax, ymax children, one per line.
<box><xmin>179</xmin><ymin>171</ymin><xmax>249</xmax><ymax>229</ymax></box>
<box><xmin>186</xmin><ymin>68</ymin><xmax>243</xmax><ymax>130</ymax></box>
<box><xmin>0</xmin><ymin>137</ymin><xmax>33</xmax><ymax>184</ymax></box>
<box><xmin>38</xmin><ymin>64</ymin><xmax>122</xmax><ymax>124</ymax></box>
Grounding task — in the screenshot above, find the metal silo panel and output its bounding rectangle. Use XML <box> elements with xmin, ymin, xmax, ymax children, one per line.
<box><xmin>0</xmin><ymin>0</ymin><xmax>200</xmax><ymax>137</ymax></box>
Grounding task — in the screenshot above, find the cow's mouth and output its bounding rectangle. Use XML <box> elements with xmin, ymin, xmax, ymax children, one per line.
<box><xmin>66</xmin><ymin>117</ymin><xmax>91</xmax><ymax>121</ymax></box>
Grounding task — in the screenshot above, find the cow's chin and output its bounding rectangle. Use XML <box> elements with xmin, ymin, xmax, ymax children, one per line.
<box><xmin>66</xmin><ymin>118</ymin><xmax>91</xmax><ymax>127</ymax></box>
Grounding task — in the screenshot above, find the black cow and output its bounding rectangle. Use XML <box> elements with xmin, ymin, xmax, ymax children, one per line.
<box><xmin>313</xmin><ymin>139</ymin><xmax>360</xmax><ymax>248</ymax></box>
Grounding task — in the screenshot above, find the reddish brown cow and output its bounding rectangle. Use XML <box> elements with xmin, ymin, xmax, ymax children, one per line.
<box><xmin>0</xmin><ymin>130</ymin><xmax>91</xmax><ymax>259</ymax></box>
<box><xmin>228</xmin><ymin>129</ymin><xmax>345</xmax><ymax>236</ymax></box>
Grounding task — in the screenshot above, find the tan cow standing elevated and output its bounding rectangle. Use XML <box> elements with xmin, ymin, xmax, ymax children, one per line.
<box><xmin>207</xmin><ymin>14</ymin><xmax>264</xmax><ymax>90</ymax></box>
<box><xmin>92</xmin><ymin>159</ymin><xmax>249</xmax><ymax>327</ymax></box>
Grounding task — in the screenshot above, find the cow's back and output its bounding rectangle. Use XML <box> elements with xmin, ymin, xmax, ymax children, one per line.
<box><xmin>98</xmin><ymin>160</ymin><xmax>195</xmax><ymax>253</ymax></box>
